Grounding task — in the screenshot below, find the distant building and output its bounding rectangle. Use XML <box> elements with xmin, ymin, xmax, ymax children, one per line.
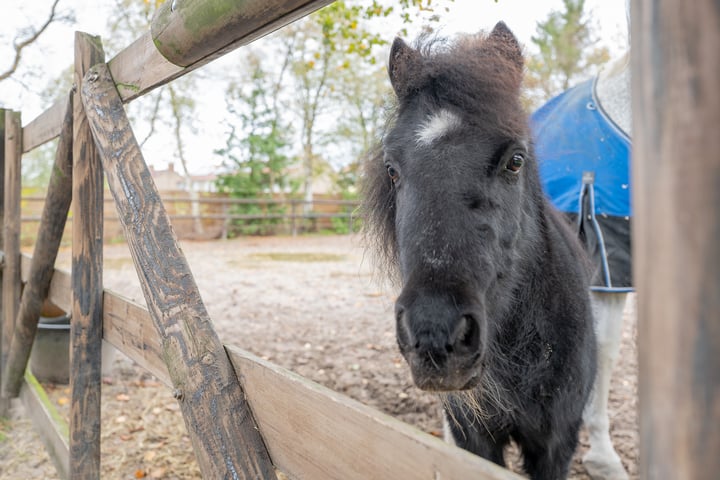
<box><xmin>189</xmin><ymin>173</ymin><xmax>218</xmax><ymax>193</ymax></box>
<box><xmin>149</xmin><ymin>163</ymin><xmax>217</xmax><ymax>192</ymax></box>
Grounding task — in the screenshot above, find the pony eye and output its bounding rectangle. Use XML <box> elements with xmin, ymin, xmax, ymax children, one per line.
<box><xmin>506</xmin><ymin>153</ymin><xmax>524</xmax><ymax>173</ymax></box>
<box><xmin>387</xmin><ymin>165</ymin><xmax>399</xmax><ymax>182</ymax></box>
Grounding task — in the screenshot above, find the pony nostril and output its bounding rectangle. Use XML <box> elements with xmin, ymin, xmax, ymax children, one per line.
<box><xmin>451</xmin><ymin>314</ymin><xmax>481</xmax><ymax>353</ymax></box>
<box><xmin>395</xmin><ymin>305</ymin><xmax>418</xmax><ymax>351</ymax></box>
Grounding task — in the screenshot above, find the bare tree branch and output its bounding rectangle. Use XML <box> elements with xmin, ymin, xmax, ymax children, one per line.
<box><xmin>139</xmin><ymin>91</ymin><xmax>164</xmax><ymax>147</ymax></box>
<box><xmin>0</xmin><ymin>0</ymin><xmax>73</xmax><ymax>83</ymax></box>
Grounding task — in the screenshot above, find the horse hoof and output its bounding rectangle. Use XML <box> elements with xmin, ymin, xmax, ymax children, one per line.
<box><xmin>583</xmin><ymin>448</ymin><xmax>629</xmax><ymax>480</ymax></box>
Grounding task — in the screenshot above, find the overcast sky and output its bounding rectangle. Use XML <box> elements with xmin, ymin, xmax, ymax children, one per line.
<box><xmin>2</xmin><ymin>0</ymin><xmax>628</xmax><ymax>174</ymax></box>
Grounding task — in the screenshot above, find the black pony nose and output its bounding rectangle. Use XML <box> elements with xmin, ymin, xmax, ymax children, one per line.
<box><xmin>396</xmin><ymin>306</ymin><xmax>482</xmax><ymax>361</ymax></box>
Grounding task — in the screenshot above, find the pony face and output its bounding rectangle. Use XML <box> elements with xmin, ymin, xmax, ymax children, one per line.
<box><xmin>377</xmin><ymin>23</ymin><xmax>541</xmax><ymax>392</ymax></box>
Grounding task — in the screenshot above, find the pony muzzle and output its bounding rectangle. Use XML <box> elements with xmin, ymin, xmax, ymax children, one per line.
<box><xmin>396</xmin><ymin>303</ymin><xmax>486</xmax><ymax>392</ymax></box>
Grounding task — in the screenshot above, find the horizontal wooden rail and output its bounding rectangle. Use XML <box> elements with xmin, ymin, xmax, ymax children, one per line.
<box><xmin>18</xmin><ymin>254</ymin><xmax>520</xmax><ymax>480</ymax></box>
<box><xmin>18</xmin><ymin>196</ymin><xmax>361</xmax><ymax>238</ymax></box>
<box><xmin>229</xmin><ymin>347</ymin><xmax>521</xmax><ymax>480</ymax></box>
<box><xmin>22</xmin><ymin>97</ymin><xmax>69</xmax><ymax>153</ymax></box>
<box><xmin>20</xmin><ymin>372</ymin><xmax>70</xmax><ymax>480</ymax></box>
<box><xmin>151</xmin><ymin>0</ymin><xmax>334</xmax><ymax>67</ymax></box>
<box><xmin>20</xmin><ymin>195</ymin><xmax>359</xmax><ymax>206</ymax></box>
<box><xmin>18</xmin><ymin>212</ymin><xmax>357</xmax><ymax>223</ymax></box>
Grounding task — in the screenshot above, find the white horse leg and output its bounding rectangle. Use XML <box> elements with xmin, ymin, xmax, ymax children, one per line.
<box><xmin>583</xmin><ymin>291</ymin><xmax>629</xmax><ymax>480</ymax></box>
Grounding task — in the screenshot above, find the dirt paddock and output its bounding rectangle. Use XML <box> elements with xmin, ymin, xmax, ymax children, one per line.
<box><xmin>0</xmin><ymin>234</ymin><xmax>638</xmax><ymax>479</ymax></box>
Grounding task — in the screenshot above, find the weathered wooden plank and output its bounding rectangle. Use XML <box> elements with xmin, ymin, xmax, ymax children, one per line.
<box><xmin>228</xmin><ymin>346</ymin><xmax>522</xmax><ymax>480</ymax></box>
<box><xmin>80</xmin><ymin>61</ymin><xmax>275</xmax><ymax>479</ymax></box>
<box><xmin>22</xmin><ymin>97</ymin><xmax>68</xmax><ymax>153</ymax></box>
<box><xmin>70</xmin><ymin>31</ymin><xmax>105</xmax><ymax>479</ymax></box>
<box><xmin>21</xmin><ymin>254</ymin><xmax>70</xmax><ymax>314</ymax></box>
<box><xmin>631</xmin><ymin>0</ymin><xmax>720</xmax><ymax>479</ymax></box>
<box><xmin>151</xmin><ymin>0</ymin><xmax>332</xmax><ymax>67</ymax></box>
<box><xmin>103</xmin><ymin>292</ymin><xmax>169</xmax><ymax>384</ymax></box>
<box><xmin>108</xmin><ymin>32</ymin><xmax>184</xmax><ymax>102</ymax></box>
<box><xmin>2</xmin><ymin>91</ymin><xmax>73</xmax><ymax>398</ymax></box>
<box><xmin>1</xmin><ymin>110</ymin><xmax>22</xmax><ymax>414</ymax></box>
<box><xmin>20</xmin><ymin>372</ymin><xmax>70</xmax><ymax>480</ymax></box>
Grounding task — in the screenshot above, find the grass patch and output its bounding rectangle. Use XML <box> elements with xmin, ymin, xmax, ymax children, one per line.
<box><xmin>248</xmin><ymin>252</ymin><xmax>346</xmax><ymax>263</ymax></box>
<box><xmin>0</xmin><ymin>415</ymin><xmax>9</xmax><ymax>442</ymax></box>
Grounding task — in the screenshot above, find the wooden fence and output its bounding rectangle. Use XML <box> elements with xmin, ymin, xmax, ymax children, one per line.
<box><xmin>1</xmin><ymin>0</ymin><xmax>718</xmax><ymax>479</ymax></box>
<box><xmin>0</xmin><ymin>1</ymin><xmax>519</xmax><ymax>479</ymax></box>
<box><xmin>19</xmin><ymin>194</ymin><xmax>361</xmax><ymax>242</ymax></box>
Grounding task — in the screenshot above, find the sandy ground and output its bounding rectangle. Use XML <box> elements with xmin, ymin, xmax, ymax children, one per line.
<box><xmin>0</xmin><ymin>234</ymin><xmax>638</xmax><ymax>479</ymax></box>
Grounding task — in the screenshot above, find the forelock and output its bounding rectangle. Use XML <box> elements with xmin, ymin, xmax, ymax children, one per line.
<box><xmin>415</xmin><ymin>109</ymin><xmax>462</xmax><ymax>146</ymax></box>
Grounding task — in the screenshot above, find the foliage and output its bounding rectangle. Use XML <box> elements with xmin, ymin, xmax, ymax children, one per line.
<box><xmin>215</xmin><ymin>54</ymin><xmax>292</xmax><ymax>236</ymax></box>
<box><xmin>330</xmin><ymin>64</ymin><xmax>390</xmax><ymax>193</ymax></box>
<box><xmin>523</xmin><ymin>0</ymin><xmax>610</xmax><ymax>110</ymax></box>
<box><xmin>220</xmin><ymin>0</ymin><xmax>455</xmax><ymax>208</ymax></box>
<box><xmin>329</xmin><ymin>191</ymin><xmax>362</xmax><ymax>234</ymax></box>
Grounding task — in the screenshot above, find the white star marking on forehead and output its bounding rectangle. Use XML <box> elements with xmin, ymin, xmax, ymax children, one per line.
<box><xmin>415</xmin><ymin>109</ymin><xmax>462</xmax><ymax>146</ymax></box>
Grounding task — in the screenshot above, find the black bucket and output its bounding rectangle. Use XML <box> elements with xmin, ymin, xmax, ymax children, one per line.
<box><xmin>30</xmin><ymin>314</ymin><xmax>71</xmax><ymax>384</ymax></box>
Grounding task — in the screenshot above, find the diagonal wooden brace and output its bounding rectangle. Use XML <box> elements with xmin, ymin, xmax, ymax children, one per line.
<box><xmin>1</xmin><ymin>91</ymin><xmax>74</xmax><ymax>399</ymax></box>
<box><xmin>80</xmin><ymin>62</ymin><xmax>275</xmax><ymax>479</ymax></box>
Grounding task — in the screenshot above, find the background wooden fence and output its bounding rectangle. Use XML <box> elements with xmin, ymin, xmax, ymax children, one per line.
<box><xmin>18</xmin><ymin>193</ymin><xmax>361</xmax><ymax>243</ymax></box>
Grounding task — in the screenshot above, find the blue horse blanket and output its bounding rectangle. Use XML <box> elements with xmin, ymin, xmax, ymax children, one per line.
<box><xmin>532</xmin><ymin>78</ymin><xmax>633</xmax><ymax>291</ymax></box>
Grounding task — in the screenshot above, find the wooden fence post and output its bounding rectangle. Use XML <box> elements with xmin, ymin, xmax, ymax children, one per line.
<box><xmin>70</xmin><ymin>32</ymin><xmax>105</xmax><ymax>478</ymax></box>
<box><xmin>81</xmin><ymin>62</ymin><xmax>275</xmax><ymax>479</ymax></box>
<box><xmin>632</xmin><ymin>0</ymin><xmax>720</xmax><ymax>478</ymax></box>
<box><xmin>1</xmin><ymin>91</ymin><xmax>74</xmax><ymax>398</ymax></box>
<box><xmin>0</xmin><ymin>109</ymin><xmax>6</xmax><ymax>414</ymax></box>
<box><xmin>222</xmin><ymin>202</ymin><xmax>230</xmax><ymax>240</ymax></box>
<box><xmin>1</xmin><ymin>110</ymin><xmax>22</xmax><ymax>414</ymax></box>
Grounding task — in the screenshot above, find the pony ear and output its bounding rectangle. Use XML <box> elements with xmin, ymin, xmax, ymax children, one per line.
<box><xmin>388</xmin><ymin>37</ymin><xmax>420</xmax><ymax>98</ymax></box>
<box><xmin>488</xmin><ymin>21</ymin><xmax>524</xmax><ymax>71</ymax></box>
